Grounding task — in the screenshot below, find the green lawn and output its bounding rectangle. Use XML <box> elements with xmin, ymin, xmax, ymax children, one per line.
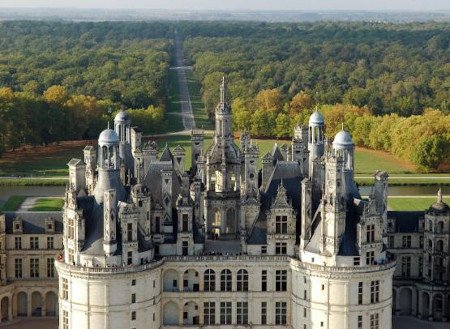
<box><xmin>30</xmin><ymin>198</ymin><xmax>65</xmax><ymax>211</ymax></box>
<box><xmin>0</xmin><ymin>196</ymin><xmax>27</xmax><ymax>211</ymax></box>
<box><xmin>185</xmin><ymin>69</ymin><xmax>214</xmax><ymax>129</ymax></box>
<box><xmin>388</xmin><ymin>197</ymin><xmax>450</xmax><ymax>211</ymax></box>
<box><xmin>166</xmin><ymin>69</ymin><xmax>185</xmax><ymax>132</ymax></box>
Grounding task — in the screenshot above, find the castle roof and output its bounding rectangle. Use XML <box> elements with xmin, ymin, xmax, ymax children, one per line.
<box><xmin>309</xmin><ymin>110</ymin><xmax>324</xmax><ymax>125</ymax></box>
<box><xmin>114</xmin><ymin>110</ymin><xmax>131</xmax><ymax>123</ymax></box>
<box><xmin>333</xmin><ymin>129</ymin><xmax>354</xmax><ymax>149</ymax></box>
<box><xmin>98</xmin><ymin>128</ymin><xmax>119</xmax><ymax>146</ymax></box>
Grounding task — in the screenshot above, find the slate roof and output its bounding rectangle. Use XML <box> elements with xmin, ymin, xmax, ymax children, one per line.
<box><xmin>143</xmin><ymin>162</ymin><xmax>181</xmax><ymax>207</ymax></box>
<box><xmin>388</xmin><ymin>211</ymin><xmax>423</xmax><ymax>233</ymax></box>
<box><xmin>4</xmin><ymin>211</ymin><xmax>63</xmax><ymax>234</ymax></box>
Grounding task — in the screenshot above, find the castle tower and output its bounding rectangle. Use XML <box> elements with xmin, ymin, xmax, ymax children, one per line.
<box><xmin>242</xmin><ymin>142</ymin><xmax>259</xmax><ymax>197</ymax></box>
<box><xmin>308</xmin><ymin>110</ymin><xmax>325</xmax><ymax>176</ymax></box>
<box><xmin>191</xmin><ymin>129</ymin><xmax>204</xmax><ymax>171</ymax></box>
<box><xmin>103</xmin><ymin>189</ymin><xmax>117</xmax><ymax>257</ymax></box>
<box><xmin>83</xmin><ymin>145</ymin><xmax>96</xmax><ymax>193</ymax></box>
<box><xmin>173</xmin><ymin>145</ymin><xmax>186</xmax><ymax>174</ymax></box>
<box><xmin>292</xmin><ymin>125</ymin><xmax>309</xmax><ymax>175</ymax></box>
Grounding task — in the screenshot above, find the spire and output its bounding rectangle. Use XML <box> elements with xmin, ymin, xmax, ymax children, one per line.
<box><xmin>341</xmin><ymin>122</ymin><xmax>344</xmax><ymax>131</ymax></box>
<box><xmin>220</xmin><ymin>76</ymin><xmax>226</xmax><ymax>103</ymax></box>
<box><xmin>107</xmin><ymin>121</ymin><xmax>110</xmax><ymax>130</ymax></box>
<box><xmin>437</xmin><ymin>188</ymin><xmax>443</xmax><ymax>203</ymax></box>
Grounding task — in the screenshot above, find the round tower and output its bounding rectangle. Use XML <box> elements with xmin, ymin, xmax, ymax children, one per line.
<box><xmin>308</xmin><ymin>110</ymin><xmax>325</xmax><ymax>176</ymax></box>
<box><xmin>332</xmin><ymin>127</ymin><xmax>354</xmax><ymax>172</ymax></box>
<box><xmin>114</xmin><ymin>110</ymin><xmax>131</xmax><ymax>143</ymax></box>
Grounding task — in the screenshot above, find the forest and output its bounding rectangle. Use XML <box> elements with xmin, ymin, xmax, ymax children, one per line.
<box><xmin>0</xmin><ymin>21</ymin><xmax>448</xmax><ymax>170</ymax></box>
<box><xmin>180</xmin><ymin>21</ymin><xmax>449</xmax><ymax>170</ymax></box>
<box><xmin>0</xmin><ymin>21</ymin><xmax>173</xmax><ymax>153</ymax></box>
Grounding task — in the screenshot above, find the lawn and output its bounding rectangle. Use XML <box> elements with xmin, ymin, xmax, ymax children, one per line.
<box><xmin>0</xmin><ymin>195</ymin><xmax>27</xmax><ymax>211</ymax></box>
<box><xmin>29</xmin><ymin>198</ymin><xmax>65</xmax><ymax>211</ymax></box>
<box><xmin>388</xmin><ymin>197</ymin><xmax>450</xmax><ymax>211</ymax></box>
<box><xmin>165</xmin><ymin>69</ymin><xmax>185</xmax><ymax>132</ymax></box>
<box><xmin>354</xmin><ymin>147</ymin><xmax>416</xmax><ymax>174</ymax></box>
<box><xmin>185</xmin><ymin>69</ymin><xmax>214</xmax><ymax>129</ymax></box>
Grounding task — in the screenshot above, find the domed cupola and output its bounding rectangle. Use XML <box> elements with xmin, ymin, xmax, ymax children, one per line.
<box><xmin>309</xmin><ymin>110</ymin><xmax>324</xmax><ymax>126</ymax></box>
<box><xmin>333</xmin><ymin>125</ymin><xmax>354</xmax><ymax>172</ymax></box>
<box><xmin>307</xmin><ymin>109</ymin><xmax>325</xmax><ymax>175</ymax></box>
<box><xmin>114</xmin><ymin>110</ymin><xmax>131</xmax><ymax>143</ymax></box>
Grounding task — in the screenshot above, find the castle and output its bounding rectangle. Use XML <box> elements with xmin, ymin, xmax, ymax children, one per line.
<box><xmin>0</xmin><ymin>79</ymin><xmax>445</xmax><ymax>328</ymax></box>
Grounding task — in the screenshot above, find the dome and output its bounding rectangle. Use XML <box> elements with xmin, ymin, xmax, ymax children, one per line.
<box><xmin>309</xmin><ymin>111</ymin><xmax>324</xmax><ymax>125</ymax></box>
<box><xmin>98</xmin><ymin>128</ymin><xmax>119</xmax><ymax>146</ymax></box>
<box><xmin>428</xmin><ymin>189</ymin><xmax>450</xmax><ymax>214</ymax></box>
<box><xmin>333</xmin><ymin>129</ymin><xmax>354</xmax><ymax>149</ymax></box>
<box><xmin>114</xmin><ymin>110</ymin><xmax>131</xmax><ymax>123</ymax></box>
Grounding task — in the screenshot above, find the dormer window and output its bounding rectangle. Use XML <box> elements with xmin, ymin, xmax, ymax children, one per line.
<box><xmin>13</xmin><ymin>219</ymin><xmax>23</xmax><ymax>234</ymax></box>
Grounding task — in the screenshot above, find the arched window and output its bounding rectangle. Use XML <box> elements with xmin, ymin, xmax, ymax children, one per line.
<box><xmin>237</xmin><ymin>269</ymin><xmax>248</xmax><ymax>291</ymax></box>
<box><xmin>436</xmin><ymin>240</ymin><xmax>444</xmax><ymax>253</ymax></box>
<box><xmin>212</xmin><ymin>209</ymin><xmax>221</xmax><ymax>227</ymax></box>
<box><xmin>204</xmin><ymin>269</ymin><xmax>215</xmax><ymax>292</ymax></box>
<box><xmin>221</xmin><ymin>269</ymin><xmax>232</xmax><ymax>292</ymax></box>
<box><xmin>438</xmin><ymin>221</ymin><xmax>444</xmax><ymax>234</ymax></box>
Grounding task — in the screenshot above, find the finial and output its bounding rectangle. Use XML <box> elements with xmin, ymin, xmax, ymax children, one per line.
<box><xmin>107</xmin><ymin>121</ymin><xmax>110</xmax><ymax>130</ymax></box>
<box><xmin>341</xmin><ymin>122</ymin><xmax>344</xmax><ymax>131</ymax></box>
<box><xmin>220</xmin><ymin>76</ymin><xmax>226</xmax><ymax>103</ymax></box>
<box><xmin>438</xmin><ymin>188</ymin><xmax>443</xmax><ymax>203</ymax></box>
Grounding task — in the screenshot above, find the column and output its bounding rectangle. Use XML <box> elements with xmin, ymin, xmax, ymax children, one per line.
<box><xmin>179</xmin><ymin>301</ymin><xmax>184</xmax><ymax>326</ymax></box>
<box><xmin>179</xmin><ymin>272</ymin><xmax>184</xmax><ymax>292</ymax></box>
<box><xmin>8</xmin><ymin>296</ymin><xmax>13</xmax><ymax>321</ymax></box>
<box><xmin>27</xmin><ymin>293</ymin><xmax>32</xmax><ymax>317</ymax></box>
<box><xmin>42</xmin><ymin>292</ymin><xmax>46</xmax><ymax>317</ymax></box>
<box><xmin>429</xmin><ymin>293</ymin><xmax>434</xmax><ymax>321</ymax></box>
<box><xmin>417</xmin><ymin>291</ymin><xmax>422</xmax><ymax>318</ymax></box>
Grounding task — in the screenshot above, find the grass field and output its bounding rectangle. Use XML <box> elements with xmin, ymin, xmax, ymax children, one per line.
<box><xmin>388</xmin><ymin>197</ymin><xmax>450</xmax><ymax>211</ymax></box>
<box><xmin>166</xmin><ymin>69</ymin><xmax>185</xmax><ymax>132</ymax></box>
<box><xmin>29</xmin><ymin>198</ymin><xmax>65</xmax><ymax>211</ymax></box>
<box><xmin>0</xmin><ymin>195</ymin><xmax>27</xmax><ymax>211</ymax></box>
<box><xmin>185</xmin><ymin>69</ymin><xmax>214</xmax><ymax>129</ymax></box>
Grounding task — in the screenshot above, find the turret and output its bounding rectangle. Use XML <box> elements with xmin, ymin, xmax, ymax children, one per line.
<box><xmin>308</xmin><ymin>110</ymin><xmax>325</xmax><ymax>176</ymax></box>
<box><xmin>83</xmin><ymin>145</ymin><xmax>96</xmax><ymax>193</ymax></box>
<box><xmin>68</xmin><ymin>158</ymin><xmax>86</xmax><ymax>192</ymax></box>
<box><xmin>292</xmin><ymin>125</ymin><xmax>309</xmax><ymax>175</ymax></box>
<box><xmin>173</xmin><ymin>145</ymin><xmax>185</xmax><ymax>174</ymax></box>
<box><xmin>103</xmin><ymin>189</ymin><xmax>117</xmax><ymax>256</ymax></box>
<box><xmin>262</xmin><ymin>152</ymin><xmax>274</xmax><ymax>190</ymax></box>
<box><xmin>242</xmin><ymin>143</ymin><xmax>259</xmax><ymax>197</ymax></box>
<box><xmin>114</xmin><ymin>110</ymin><xmax>131</xmax><ymax>144</ymax></box>
<box><xmin>214</xmin><ymin>77</ymin><xmax>233</xmax><ymax>145</ymax></box>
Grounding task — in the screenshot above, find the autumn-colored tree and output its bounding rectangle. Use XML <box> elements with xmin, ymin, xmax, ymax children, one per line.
<box><xmin>43</xmin><ymin>85</ymin><xmax>68</xmax><ymax>105</ymax></box>
<box><xmin>290</xmin><ymin>90</ymin><xmax>313</xmax><ymax>114</ymax></box>
<box><xmin>255</xmin><ymin>89</ymin><xmax>283</xmax><ymax>112</ymax></box>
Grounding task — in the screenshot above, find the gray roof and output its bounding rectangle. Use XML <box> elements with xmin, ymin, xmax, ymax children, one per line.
<box><xmin>333</xmin><ymin>129</ymin><xmax>354</xmax><ymax>149</ymax></box>
<box><xmin>160</xmin><ymin>145</ymin><xmax>173</xmax><ymax>161</ymax></box>
<box><xmin>143</xmin><ymin>162</ymin><xmax>181</xmax><ymax>207</ymax></box>
<box><xmin>388</xmin><ymin>211</ymin><xmax>423</xmax><ymax>233</ymax></box>
<box><xmin>4</xmin><ymin>212</ymin><xmax>63</xmax><ymax>234</ymax></box>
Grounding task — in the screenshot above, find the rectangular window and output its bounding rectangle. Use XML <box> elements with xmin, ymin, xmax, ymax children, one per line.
<box><xmin>366</xmin><ymin>251</ymin><xmax>375</xmax><ymax>265</ymax></box>
<box><xmin>131</xmin><ymin>311</ymin><xmax>136</xmax><ymax>321</ymax></box>
<box><xmin>401</xmin><ymin>256</ymin><xmax>411</xmax><ymax>277</ymax></box>
<box><xmin>370</xmin><ymin>313</ymin><xmax>379</xmax><ymax>329</ymax></box>
<box><xmin>388</xmin><ymin>236</ymin><xmax>394</xmax><ymax>248</ymax></box>
<box><xmin>62</xmin><ymin>278</ymin><xmax>69</xmax><ymax>300</ymax></box>
<box><xmin>182</xmin><ymin>241</ymin><xmax>188</xmax><ymax>256</ymax></box>
<box><xmin>303</xmin><ymin>307</ymin><xmax>307</xmax><ymax>317</ymax></box>
<box><xmin>366</xmin><ymin>224</ymin><xmax>375</xmax><ymax>243</ymax></box>
<box><xmin>127</xmin><ymin>251</ymin><xmax>132</xmax><ymax>265</ymax></box>
<box><xmin>30</xmin><ymin>236</ymin><xmax>39</xmax><ymax>249</ymax></box>
<box><xmin>262</xmin><ymin>270</ymin><xmax>267</xmax><ymax>291</ymax></box>
<box><xmin>261</xmin><ymin>245</ymin><xmax>267</xmax><ymax>254</ymax></box>
<box><xmin>354</xmin><ymin>257</ymin><xmax>360</xmax><ymax>266</ymax></box>
<box><xmin>204</xmin><ymin>270</ymin><xmax>215</xmax><ymax>291</ymax></box>
<box><xmin>131</xmin><ymin>293</ymin><xmax>136</xmax><ymax>303</ymax></box>
<box><xmin>127</xmin><ymin>223</ymin><xmax>133</xmax><ymax>241</ymax></box>
<box><xmin>358</xmin><ymin>315</ymin><xmax>363</xmax><ymax>328</ymax></box>
<box><xmin>402</xmin><ymin>236</ymin><xmax>411</xmax><ymax>248</ymax></box>
<box><xmin>47</xmin><ymin>258</ymin><xmax>55</xmax><ymax>278</ymax></box>
<box><xmin>358</xmin><ymin>282</ymin><xmax>363</xmax><ymax>305</ymax></box>
<box><xmin>276</xmin><ymin>270</ymin><xmax>287</xmax><ymax>291</ymax></box>
<box><xmin>182</xmin><ymin>214</ymin><xmax>189</xmax><ymax>232</ymax></box>
<box><xmin>47</xmin><ymin>236</ymin><xmax>54</xmax><ymax>249</ymax></box>
<box><xmin>261</xmin><ymin>302</ymin><xmax>267</xmax><ymax>325</ymax></box>
<box><xmin>15</xmin><ymin>237</ymin><xmax>22</xmax><ymax>249</ymax></box>
<box><xmin>419</xmin><ymin>236</ymin><xmax>424</xmax><ymax>249</ymax></box>
<box><xmin>68</xmin><ymin>219</ymin><xmax>74</xmax><ymax>239</ymax></box>
<box><xmin>275</xmin><ymin>242</ymin><xmax>287</xmax><ymax>255</ymax></box>
<box><xmin>275</xmin><ymin>301</ymin><xmax>287</xmax><ymax>325</ymax></box>
<box><xmin>15</xmin><ymin>258</ymin><xmax>22</xmax><ymax>278</ymax></box>
<box><xmin>237</xmin><ymin>302</ymin><xmax>248</xmax><ymax>325</ymax></box>
<box><xmin>418</xmin><ymin>256</ymin><xmax>423</xmax><ymax>276</ymax></box>
<box><xmin>204</xmin><ymin>302</ymin><xmax>216</xmax><ymax>325</ymax></box>
<box><xmin>276</xmin><ymin>215</ymin><xmax>288</xmax><ymax>234</ymax></box>
<box><xmin>30</xmin><ymin>258</ymin><xmax>39</xmax><ymax>278</ymax></box>
<box><xmin>370</xmin><ymin>281</ymin><xmax>380</xmax><ymax>303</ymax></box>
<box><xmin>63</xmin><ymin>310</ymin><xmax>69</xmax><ymax>329</ymax></box>
<box><xmin>220</xmin><ymin>302</ymin><xmax>232</xmax><ymax>325</ymax></box>
<box><xmin>237</xmin><ymin>270</ymin><xmax>248</xmax><ymax>291</ymax></box>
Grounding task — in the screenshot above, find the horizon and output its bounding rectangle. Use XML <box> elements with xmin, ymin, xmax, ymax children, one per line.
<box><xmin>1</xmin><ymin>0</ymin><xmax>449</xmax><ymax>11</ymax></box>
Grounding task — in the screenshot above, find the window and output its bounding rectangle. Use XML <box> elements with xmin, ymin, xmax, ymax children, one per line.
<box><xmin>15</xmin><ymin>258</ymin><xmax>22</xmax><ymax>278</ymax></box>
<box><xmin>366</xmin><ymin>251</ymin><xmax>375</xmax><ymax>265</ymax></box>
<box><xmin>30</xmin><ymin>258</ymin><xmax>39</xmax><ymax>278</ymax></box>
<box><xmin>63</xmin><ymin>310</ymin><xmax>69</xmax><ymax>329</ymax></box>
<box><xmin>304</xmin><ymin>307</ymin><xmax>307</xmax><ymax>317</ymax></box>
<box><xmin>366</xmin><ymin>224</ymin><xmax>375</xmax><ymax>243</ymax></box>
<box><xmin>47</xmin><ymin>236</ymin><xmax>54</xmax><ymax>249</ymax></box>
<box><xmin>276</xmin><ymin>270</ymin><xmax>287</xmax><ymax>291</ymax></box>
<box><xmin>262</xmin><ymin>270</ymin><xmax>267</xmax><ymax>291</ymax></box>
<box><xmin>419</xmin><ymin>236</ymin><xmax>424</xmax><ymax>249</ymax></box>
<box><xmin>358</xmin><ymin>282</ymin><xmax>363</xmax><ymax>305</ymax></box>
<box><xmin>402</xmin><ymin>236</ymin><xmax>411</xmax><ymax>248</ymax></box>
<box><xmin>275</xmin><ymin>301</ymin><xmax>287</xmax><ymax>325</ymax></box>
<box><xmin>155</xmin><ymin>216</ymin><xmax>160</xmax><ymax>234</ymax></box>
<box><xmin>204</xmin><ymin>302</ymin><xmax>215</xmax><ymax>325</ymax></box>
<box><xmin>47</xmin><ymin>258</ymin><xmax>55</xmax><ymax>277</ymax></box>
<box><xmin>131</xmin><ymin>279</ymin><xmax>136</xmax><ymax>286</ymax></box>
<box><xmin>237</xmin><ymin>269</ymin><xmax>248</xmax><ymax>291</ymax></box>
<box><xmin>276</xmin><ymin>215</ymin><xmax>288</xmax><ymax>234</ymax></box>
<box><xmin>237</xmin><ymin>302</ymin><xmax>248</xmax><ymax>325</ymax></box>
<box><xmin>388</xmin><ymin>236</ymin><xmax>394</xmax><ymax>248</ymax></box>
<box><xmin>354</xmin><ymin>257</ymin><xmax>360</xmax><ymax>266</ymax></box>
<box><xmin>220</xmin><ymin>302</ymin><xmax>232</xmax><ymax>325</ymax></box>
<box><xmin>131</xmin><ymin>311</ymin><xmax>136</xmax><ymax>321</ymax></box>
<box><xmin>127</xmin><ymin>251</ymin><xmax>132</xmax><ymax>265</ymax></box>
<box><xmin>370</xmin><ymin>281</ymin><xmax>379</xmax><ymax>303</ymax></box>
<box><xmin>275</xmin><ymin>242</ymin><xmax>287</xmax><ymax>255</ymax></box>
<box><xmin>358</xmin><ymin>315</ymin><xmax>363</xmax><ymax>328</ymax></box>
<box><xmin>182</xmin><ymin>214</ymin><xmax>189</xmax><ymax>232</ymax></box>
<box><xmin>418</xmin><ymin>256</ymin><xmax>423</xmax><ymax>276</ymax></box>
<box><xmin>401</xmin><ymin>256</ymin><xmax>411</xmax><ymax>276</ymax></box>
<box><xmin>15</xmin><ymin>237</ymin><xmax>22</xmax><ymax>249</ymax></box>
<box><xmin>261</xmin><ymin>246</ymin><xmax>267</xmax><ymax>254</ymax></box>
<box><xmin>131</xmin><ymin>293</ymin><xmax>136</xmax><ymax>303</ymax></box>
<box><xmin>153</xmin><ymin>313</ymin><xmax>155</xmax><ymax>321</ymax></box>
<box><xmin>62</xmin><ymin>278</ymin><xmax>69</xmax><ymax>300</ymax></box>
<box><xmin>30</xmin><ymin>236</ymin><xmax>39</xmax><ymax>249</ymax></box>
<box><xmin>370</xmin><ymin>313</ymin><xmax>379</xmax><ymax>329</ymax></box>
<box><xmin>182</xmin><ymin>241</ymin><xmax>188</xmax><ymax>256</ymax></box>
<box><xmin>204</xmin><ymin>269</ymin><xmax>215</xmax><ymax>291</ymax></box>
<box><xmin>261</xmin><ymin>302</ymin><xmax>267</xmax><ymax>324</ymax></box>
<box><xmin>127</xmin><ymin>223</ymin><xmax>133</xmax><ymax>241</ymax></box>
<box><xmin>221</xmin><ymin>269</ymin><xmax>232</xmax><ymax>291</ymax></box>
<box><xmin>68</xmin><ymin>219</ymin><xmax>74</xmax><ymax>239</ymax></box>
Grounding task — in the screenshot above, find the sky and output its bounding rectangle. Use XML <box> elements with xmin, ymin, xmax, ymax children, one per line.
<box><xmin>0</xmin><ymin>0</ymin><xmax>449</xmax><ymax>11</ymax></box>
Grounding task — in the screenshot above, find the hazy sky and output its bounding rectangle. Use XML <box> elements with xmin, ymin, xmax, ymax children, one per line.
<box><xmin>0</xmin><ymin>0</ymin><xmax>449</xmax><ymax>11</ymax></box>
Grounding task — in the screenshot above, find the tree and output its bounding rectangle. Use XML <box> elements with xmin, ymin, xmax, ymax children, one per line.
<box><xmin>289</xmin><ymin>91</ymin><xmax>313</xmax><ymax>114</ymax></box>
<box><xmin>43</xmin><ymin>85</ymin><xmax>68</xmax><ymax>105</ymax></box>
<box><xmin>255</xmin><ymin>89</ymin><xmax>283</xmax><ymax>112</ymax></box>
